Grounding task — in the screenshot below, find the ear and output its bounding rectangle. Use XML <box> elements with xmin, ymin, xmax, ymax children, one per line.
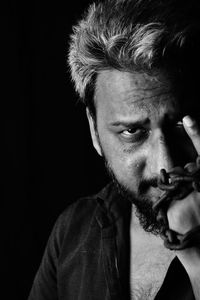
<box><xmin>86</xmin><ymin>108</ymin><xmax>103</xmax><ymax>156</ymax></box>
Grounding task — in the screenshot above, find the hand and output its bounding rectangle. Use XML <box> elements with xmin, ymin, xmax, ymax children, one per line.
<box><xmin>166</xmin><ymin>116</ymin><xmax>200</xmax><ymax>299</ymax></box>
<box><xmin>167</xmin><ymin>116</ymin><xmax>200</xmax><ymax>235</ymax></box>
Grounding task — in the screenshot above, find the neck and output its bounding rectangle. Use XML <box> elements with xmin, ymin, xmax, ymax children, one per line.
<box><xmin>130</xmin><ymin>204</ymin><xmax>164</xmax><ymax>247</ymax></box>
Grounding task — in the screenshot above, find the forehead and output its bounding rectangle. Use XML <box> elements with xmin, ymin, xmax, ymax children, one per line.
<box><xmin>95</xmin><ymin>70</ymin><xmax>177</xmax><ymax>121</ymax></box>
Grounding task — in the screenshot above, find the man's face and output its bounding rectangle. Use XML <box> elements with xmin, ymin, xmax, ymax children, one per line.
<box><xmin>87</xmin><ymin>70</ymin><xmax>197</xmax><ymax>233</ymax></box>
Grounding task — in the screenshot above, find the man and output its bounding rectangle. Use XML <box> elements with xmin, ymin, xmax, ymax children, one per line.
<box><xmin>28</xmin><ymin>0</ymin><xmax>200</xmax><ymax>299</ymax></box>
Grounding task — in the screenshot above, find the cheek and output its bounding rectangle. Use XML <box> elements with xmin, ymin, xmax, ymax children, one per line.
<box><xmin>103</xmin><ymin>143</ymin><xmax>144</xmax><ymax>185</ymax></box>
<box><xmin>113</xmin><ymin>157</ymin><xmax>145</xmax><ymax>192</ymax></box>
<box><xmin>97</xmin><ymin>126</ymin><xmax>146</xmax><ymax>184</ymax></box>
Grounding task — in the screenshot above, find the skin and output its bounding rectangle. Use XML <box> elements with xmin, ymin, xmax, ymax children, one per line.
<box><xmin>87</xmin><ymin>69</ymin><xmax>200</xmax><ymax>298</ymax></box>
<box><xmin>88</xmin><ymin>69</ymin><xmax>196</xmax><ymax>204</ymax></box>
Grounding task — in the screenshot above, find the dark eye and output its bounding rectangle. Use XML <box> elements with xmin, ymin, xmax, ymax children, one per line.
<box><xmin>176</xmin><ymin>121</ymin><xmax>183</xmax><ymax>127</ymax></box>
<box><xmin>121</xmin><ymin>127</ymin><xmax>148</xmax><ymax>142</ymax></box>
<box><xmin>173</xmin><ymin>120</ymin><xmax>185</xmax><ymax>133</ymax></box>
<box><xmin>169</xmin><ymin>120</ymin><xmax>185</xmax><ymax>139</ymax></box>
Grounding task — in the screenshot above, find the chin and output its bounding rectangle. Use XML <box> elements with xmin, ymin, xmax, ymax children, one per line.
<box><xmin>144</xmin><ymin>188</ymin><xmax>163</xmax><ymax>204</ymax></box>
<box><xmin>116</xmin><ymin>185</ymin><xmax>164</xmax><ymax>235</ymax></box>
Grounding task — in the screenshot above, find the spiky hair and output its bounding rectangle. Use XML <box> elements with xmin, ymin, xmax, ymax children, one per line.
<box><xmin>68</xmin><ymin>0</ymin><xmax>200</xmax><ymax>109</ymax></box>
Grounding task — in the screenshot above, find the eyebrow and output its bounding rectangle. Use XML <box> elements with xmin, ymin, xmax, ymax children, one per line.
<box><xmin>109</xmin><ymin>118</ymin><xmax>150</xmax><ymax>127</ymax></box>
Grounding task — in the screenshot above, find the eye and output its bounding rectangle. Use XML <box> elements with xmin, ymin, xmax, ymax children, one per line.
<box><xmin>169</xmin><ymin>120</ymin><xmax>185</xmax><ymax>138</ymax></box>
<box><xmin>176</xmin><ymin>120</ymin><xmax>183</xmax><ymax>127</ymax></box>
<box><xmin>173</xmin><ymin>120</ymin><xmax>185</xmax><ymax>133</ymax></box>
<box><xmin>120</xmin><ymin>127</ymin><xmax>148</xmax><ymax>142</ymax></box>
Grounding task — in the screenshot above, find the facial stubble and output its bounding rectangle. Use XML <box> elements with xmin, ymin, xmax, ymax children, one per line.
<box><xmin>103</xmin><ymin>157</ymin><xmax>164</xmax><ymax>235</ymax></box>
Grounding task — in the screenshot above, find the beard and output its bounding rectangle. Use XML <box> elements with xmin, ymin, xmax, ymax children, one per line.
<box><xmin>104</xmin><ymin>160</ymin><xmax>164</xmax><ymax>235</ymax></box>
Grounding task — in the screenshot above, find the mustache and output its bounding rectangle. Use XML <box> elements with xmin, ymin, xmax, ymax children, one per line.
<box><xmin>138</xmin><ymin>177</ymin><xmax>158</xmax><ymax>194</ymax></box>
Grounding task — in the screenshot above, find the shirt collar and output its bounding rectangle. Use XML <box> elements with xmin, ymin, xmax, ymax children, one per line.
<box><xmin>95</xmin><ymin>182</ymin><xmax>132</xmax><ymax>229</ymax></box>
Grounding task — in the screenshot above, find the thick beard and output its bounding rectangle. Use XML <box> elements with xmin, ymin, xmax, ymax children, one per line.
<box><xmin>104</xmin><ymin>160</ymin><xmax>164</xmax><ymax>235</ymax></box>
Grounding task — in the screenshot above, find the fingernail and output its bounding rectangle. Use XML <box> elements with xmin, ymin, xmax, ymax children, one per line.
<box><xmin>183</xmin><ymin>115</ymin><xmax>194</xmax><ymax>127</ymax></box>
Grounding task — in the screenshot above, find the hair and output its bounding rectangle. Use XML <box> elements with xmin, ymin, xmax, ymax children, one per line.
<box><xmin>68</xmin><ymin>0</ymin><xmax>200</xmax><ymax>117</ymax></box>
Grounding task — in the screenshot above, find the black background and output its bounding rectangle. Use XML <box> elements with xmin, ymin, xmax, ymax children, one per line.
<box><xmin>3</xmin><ymin>1</ymin><xmax>108</xmax><ymax>299</ymax></box>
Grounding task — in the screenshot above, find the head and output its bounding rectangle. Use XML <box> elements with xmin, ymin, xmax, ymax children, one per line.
<box><xmin>68</xmin><ymin>0</ymin><xmax>200</xmax><ymax>233</ymax></box>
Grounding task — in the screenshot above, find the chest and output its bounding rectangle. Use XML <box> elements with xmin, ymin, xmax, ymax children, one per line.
<box><xmin>129</xmin><ymin>230</ymin><xmax>175</xmax><ymax>300</ymax></box>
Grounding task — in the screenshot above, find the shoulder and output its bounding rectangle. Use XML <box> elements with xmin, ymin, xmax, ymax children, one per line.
<box><xmin>35</xmin><ymin>191</ymin><xmax>103</xmax><ymax>274</ymax></box>
<box><xmin>56</xmin><ymin>191</ymin><xmax>102</xmax><ymax>231</ymax></box>
<box><xmin>28</xmin><ymin>185</ymin><xmax>114</xmax><ymax>300</ymax></box>
<box><xmin>55</xmin><ymin>182</ymin><xmax>116</xmax><ymax>234</ymax></box>
<box><xmin>50</xmin><ymin>184</ymin><xmax>112</xmax><ymax>251</ymax></box>
<box><xmin>42</xmin><ymin>181</ymin><xmax>125</xmax><ymax>264</ymax></box>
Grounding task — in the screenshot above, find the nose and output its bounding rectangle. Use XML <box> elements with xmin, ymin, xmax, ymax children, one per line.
<box><xmin>148</xmin><ymin>134</ymin><xmax>174</xmax><ymax>176</ymax></box>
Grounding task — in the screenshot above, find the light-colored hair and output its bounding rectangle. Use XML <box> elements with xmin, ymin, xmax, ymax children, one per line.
<box><xmin>68</xmin><ymin>0</ymin><xmax>200</xmax><ymax>111</ymax></box>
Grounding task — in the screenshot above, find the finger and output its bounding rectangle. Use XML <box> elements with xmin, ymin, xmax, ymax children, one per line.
<box><xmin>183</xmin><ymin>115</ymin><xmax>200</xmax><ymax>155</ymax></box>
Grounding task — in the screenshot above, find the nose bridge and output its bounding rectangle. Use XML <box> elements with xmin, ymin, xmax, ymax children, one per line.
<box><xmin>151</xmin><ymin>132</ymin><xmax>174</xmax><ymax>174</ymax></box>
